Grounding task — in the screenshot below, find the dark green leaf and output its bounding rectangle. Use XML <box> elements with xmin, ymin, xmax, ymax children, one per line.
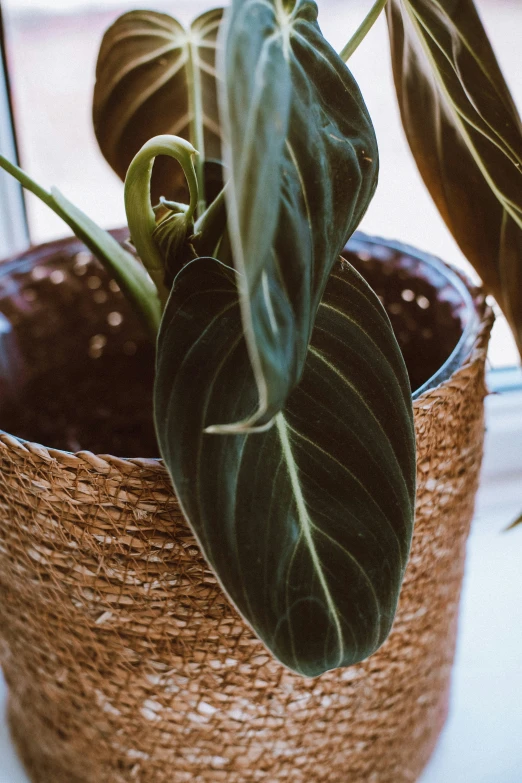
<box><xmin>219</xmin><ymin>0</ymin><xmax>379</xmax><ymax>431</ymax></box>
<box><xmin>386</xmin><ymin>0</ymin><xmax>522</xmax><ymax>354</ymax></box>
<box><xmin>93</xmin><ymin>8</ymin><xmax>223</xmax><ymax>204</ymax></box>
<box><xmin>154</xmin><ymin>256</ymin><xmax>415</xmax><ymax>676</ymax></box>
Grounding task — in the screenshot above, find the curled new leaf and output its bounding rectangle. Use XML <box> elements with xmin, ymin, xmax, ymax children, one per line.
<box><xmin>218</xmin><ymin>0</ymin><xmax>379</xmax><ymax>432</ymax></box>
<box><xmin>93</xmin><ymin>8</ymin><xmax>223</xmax><ymax>205</ymax></box>
<box><xmin>386</xmin><ymin>0</ymin><xmax>522</xmax><ymax>355</ymax></box>
<box><xmin>124</xmin><ymin>134</ymin><xmax>198</xmax><ymax>302</ymax></box>
<box><xmin>154</xmin><ymin>256</ymin><xmax>416</xmax><ymax>677</ymax></box>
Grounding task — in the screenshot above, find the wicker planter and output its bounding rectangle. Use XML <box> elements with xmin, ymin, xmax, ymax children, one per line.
<box><xmin>0</xmin><ymin>232</ymin><xmax>493</xmax><ymax>783</ymax></box>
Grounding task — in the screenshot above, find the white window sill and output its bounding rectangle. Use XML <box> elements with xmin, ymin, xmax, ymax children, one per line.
<box><xmin>421</xmin><ymin>383</ymin><xmax>522</xmax><ymax>783</ymax></box>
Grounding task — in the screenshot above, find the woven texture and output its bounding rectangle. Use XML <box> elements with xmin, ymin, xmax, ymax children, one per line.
<box><xmin>0</xmin><ymin>237</ymin><xmax>493</xmax><ymax>783</ymax></box>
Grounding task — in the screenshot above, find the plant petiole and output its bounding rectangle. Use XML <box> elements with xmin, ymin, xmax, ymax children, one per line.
<box><xmin>0</xmin><ymin>153</ymin><xmax>162</xmax><ymax>339</ymax></box>
<box><xmin>339</xmin><ymin>0</ymin><xmax>389</xmax><ymax>62</ymax></box>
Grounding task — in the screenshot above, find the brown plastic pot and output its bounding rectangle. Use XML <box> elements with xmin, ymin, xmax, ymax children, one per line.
<box><xmin>0</xmin><ymin>232</ymin><xmax>493</xmax><ymax>783</ymax></box>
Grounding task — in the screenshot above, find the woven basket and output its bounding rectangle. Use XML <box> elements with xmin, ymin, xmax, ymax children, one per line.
<box><xmin>0</xmin><ymin>232</ymin><xmax>493</xmax><ymax>783</ymax></box>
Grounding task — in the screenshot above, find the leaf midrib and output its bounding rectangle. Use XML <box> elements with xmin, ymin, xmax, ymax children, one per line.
<box><xmin>275</xmin><ymin>412</ymin><xmax>345</xmax><ymax>667</ymax></box>
<box><xmin>404</xmin><ymin>3</ymin><xmax>522</xmax><ymax>230</ymax></box>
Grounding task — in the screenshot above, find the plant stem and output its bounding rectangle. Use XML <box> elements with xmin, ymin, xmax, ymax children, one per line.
<box><xmin>339</xmin><ymin>0</ymin><xmax>389</xmax><ymax>62</ymax></box>
<box><xmin>505</xmin><ymin>510</ymin><xmax>522</xmax><ymax>531</ymax></box>
<box><xmin>0</xmin><ymin>154</ymin><xmax>162</xmax><ymax>339</ymax></box>
<box><xmin>187</xmin><ymin>39</ymin><xmax>206</xmax><ymax>218</ymax></box>
<box><xmin>0</xmin><ymin>153</ymin><xmax>56</xmax><ymax>210</ymax></box>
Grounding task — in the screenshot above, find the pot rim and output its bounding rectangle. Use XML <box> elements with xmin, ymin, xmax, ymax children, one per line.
<box><xmin>0</xmin><ymin>231</ymin><xmax>488</xmax><ymax>464</ymax></box>
<box><xmin>347</xmin><ymin>232</ymin><xmax>484</xmax><ymax>400</ymax></box>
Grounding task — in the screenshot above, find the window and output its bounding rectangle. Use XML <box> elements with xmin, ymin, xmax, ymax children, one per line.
<box><xmin>0</xmin><ymin>7</ymin><xmax>28</xmax><ymax>256</ymax></box>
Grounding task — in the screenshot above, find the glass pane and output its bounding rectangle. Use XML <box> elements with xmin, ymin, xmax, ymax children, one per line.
<box><xmin>0</xmin><ymin>8</ymin><xmax>28</xmax><ymax>256</ymax></box>
<box><xmin>3</xmin><ymin>0</ymin><xmax>521</xmax><ymax>366</ymax></box>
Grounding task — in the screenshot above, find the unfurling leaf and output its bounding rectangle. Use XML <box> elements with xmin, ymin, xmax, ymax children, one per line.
<box><xmin>154</xmin><ymin>256</ymin><xmax>416</xmax><ymax>677</ymax></box>
<box><xmin>219</xmin><ymin>0</ymin><xmax>379</xmax><ymax>432</ymax></box>
<box><xmin>506</xmin><ymin>511</ymin><xmax>522</xmax><ymax>532</ymax></box>
<box><xmin>93</xmin><ymin>8</ymin><xmax>223</xmax><ymax>206</ymax></box>
<box><xmin>386</xmin><ymin>0</ymin><xmax>522</xmax><ymax>355</ymax></box>
<box><xmin>124</xmin><ymin>134</ymin><xmax>198</xmax><ymax>302</ymax></box>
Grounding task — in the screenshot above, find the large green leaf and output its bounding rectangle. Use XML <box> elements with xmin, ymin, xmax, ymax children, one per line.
<box><xmin>93</xmin><ymin>8</ymin><xmax>223</xmax><ymax>206</ymax></box>
<box><xmin>154</xmin><ymin>256</ymin><xmax>416</xmax><ymax>676</ymax></box>
<box><xmin>219</xmin><ymin>0</ymin><xmax>379</xmax><ymax>432</ymax></box>
<box><xmin>386</xmin><ymin>0</ymin><xmax>522</xmax><ymax>354</ymax></box>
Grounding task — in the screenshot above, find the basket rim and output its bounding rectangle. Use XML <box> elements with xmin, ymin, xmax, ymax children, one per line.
<box><xmin>347</xmin><ymin>232</ymin><xmax>486</xmax><ymax>400</ymax></box>
<box><xmin>0</xmin><ymin>231</ymin><xmax>494</xmax><ymax>473</ymax></box>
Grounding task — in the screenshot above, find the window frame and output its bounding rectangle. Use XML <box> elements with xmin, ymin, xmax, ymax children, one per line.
<box><xmin>0</xmin><ymin>5</ymin><xmax>29</xmax><ymax>257</ymax></box>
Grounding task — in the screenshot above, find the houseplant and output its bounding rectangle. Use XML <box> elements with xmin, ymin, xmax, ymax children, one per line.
<box><xmin>0</xmin><ymin>0</ymin><xmax>517</xmax><ymax>780</ymax></box>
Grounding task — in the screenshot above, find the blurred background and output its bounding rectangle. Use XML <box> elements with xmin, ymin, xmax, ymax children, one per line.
<box><xmin>1</xmin><ymin>0</ymin><xmax>521</xmax><ymax>367</ymax></box>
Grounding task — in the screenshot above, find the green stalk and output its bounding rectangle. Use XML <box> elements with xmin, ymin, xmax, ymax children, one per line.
<box><xmin>505</xmin><ymin>511</ymin><xmax>522</xmax><ymax>532</ymax></box>
<box><xmin>193</xmin><ymin>185</ymin><xmax>227</xmax><ymax>257</ymax></box>
<box><xmin>0</xmin><ymin>154</ymin><xmax>55</xmax><ymax>210</ymax></box>
<box><xmin>339</xmin><ymin>0</ymin><xmax>389</xmax><ymax>62</ymax></box>
<box><xmin>186</xmin><ymin>40</ymin><xmax>206</xmax><ymax>217</ymax></box>
<box><xmin>0</xmin><ymin>154</ymin><xmax>161</xmax><ymax>339</ymax></box>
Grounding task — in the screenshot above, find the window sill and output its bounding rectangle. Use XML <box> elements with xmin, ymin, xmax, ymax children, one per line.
<box><xmin>421</xmin><ymin>384</ymin><xmax>522</xmax><ymax>782</ymax></box>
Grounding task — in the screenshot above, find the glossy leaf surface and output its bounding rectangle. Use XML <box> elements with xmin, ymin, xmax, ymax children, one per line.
<box><xmin>155</xmin><ymin>256</ymin><xmax>416</xmax><ymax>676</ymax></box>
<box><xmin>219</xmin><ymin>0</ymin><xmax>379</xmax><ymax>431</ymax></box>
<box><xmin>93</xmin><ymin>8</ymin><xmax>223</xmax><ymax>205</ymax></box>
<box><xmin>387</xmin><ymin>0</ymin><xmax>522</xmax><ymax>354</ymax></box>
